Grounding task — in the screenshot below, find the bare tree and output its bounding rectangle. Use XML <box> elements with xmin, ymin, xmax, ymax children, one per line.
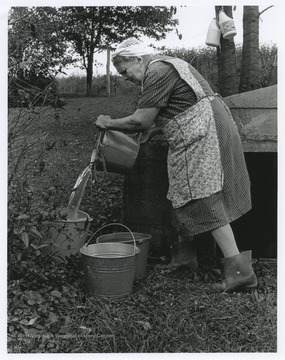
<box><xmin>239</xmin><ymin>5</ymin><xmax>274</xmax><ymax>92</ymax></box>
<box><xmin>239</xmin><ymin>6</ymin><xmax>260</xmax><ymax>92</ymax></box>
<box><xmin>215</xmin><ymin>6</ymin><xmax>239</xmax><ymax>96</ymax></box>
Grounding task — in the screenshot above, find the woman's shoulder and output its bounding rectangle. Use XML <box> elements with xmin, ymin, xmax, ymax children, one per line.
<box><xmin>147</xmin><ymin>56</ymin><xmax>178</xmax><ymax>76</ymax></box>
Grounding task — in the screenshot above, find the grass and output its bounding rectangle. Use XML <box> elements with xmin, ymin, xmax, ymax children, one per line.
<box><xmin>7</xmin><ymin>94</ymin><xmax>277</xmax><ymax>353</ymax></box>
<box><xmin>8</xmin><ymin>258</ymin><xmax>277</xmax><ymax>353</ymax></box>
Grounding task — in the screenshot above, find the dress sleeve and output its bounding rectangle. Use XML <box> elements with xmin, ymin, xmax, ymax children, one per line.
<box><xmin>138</xmin><ymin>63</ymin><xmax>180</xmax><ymax>109</ymax></box>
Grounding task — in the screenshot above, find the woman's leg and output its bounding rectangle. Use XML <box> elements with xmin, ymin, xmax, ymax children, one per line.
<box><xmin>211</xmin><ymin>224</ymin><xmax>257</xmax><ymax>291</ymax></box>
<box><xmin>171</xmin><ymin>223</ymin><xmax>239</xmax><ymax>269</ymax></box>
<box><xmin>168</xmin><ymin>235</ymin><xmax>198</xmax><ymax>269</ymax></box>
<box><xmin>211</xmin><ymin>224</ymin><xmax>239</xmax><ymax>257</ymax></box>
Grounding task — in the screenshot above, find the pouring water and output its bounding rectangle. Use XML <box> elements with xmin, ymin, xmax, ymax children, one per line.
<box><xmin>66</xmin><ymin>165</ymin><xmax>92</xmax><ymax>220</ymax></box>
<box><xmin>66</xmin><ymin>131</ymin><xmax>102</xmax><ymax>220</ymax></box>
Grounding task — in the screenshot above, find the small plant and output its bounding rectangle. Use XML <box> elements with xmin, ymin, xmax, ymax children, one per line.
<box><xmin>8</xmin><ymin>178</ymin><xmax>68</xmax><ymax>279</ymax></box>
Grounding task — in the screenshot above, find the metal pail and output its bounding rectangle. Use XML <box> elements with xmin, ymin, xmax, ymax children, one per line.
<box><xmin>97</xmin><ymin>232</ymin><xmax>151</xmax><ymax>279</ymax></box>
<box><xmin>49</xmin><ymin>210</ymin><xmax>93</xmax><ymax>263</ymax></box>
<box><xmin>99</xmin><ymin>130</ymin><xmax>140</xmax><ymax>174</ymax></box>
<box><xmin>80</xmin><ymin>223</ymin><xmax>140</xmax><ymax>300</ymax></box>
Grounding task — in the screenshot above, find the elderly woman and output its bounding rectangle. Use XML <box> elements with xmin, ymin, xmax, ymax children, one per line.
<box><xmin>95</xmin><ymin>38</ymin><xmax>257</xmax><ymax>292</ymax></box>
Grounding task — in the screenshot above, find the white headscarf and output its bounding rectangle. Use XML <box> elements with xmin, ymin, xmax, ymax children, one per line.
<box><xmin>111</xmin><ymin>37</ymin><xmax>157</xmax><ymax>59</ymax></box>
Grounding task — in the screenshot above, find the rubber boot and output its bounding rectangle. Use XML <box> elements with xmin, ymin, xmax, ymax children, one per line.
<box><xmin>169</xmin><ymin>241</ymin><xmax>198</xmax><ymax>270</ymax></box>
<box><xmin>214</xmin><ymin>250</ymin><xmax>258</xmax><ymax>292</ymax></box>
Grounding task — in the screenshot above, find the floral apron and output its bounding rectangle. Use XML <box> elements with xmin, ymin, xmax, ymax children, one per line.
<box><xmin>148</xmin><ymin>58</ymin><xmax>224</xmax><ymax>209</ymax></box>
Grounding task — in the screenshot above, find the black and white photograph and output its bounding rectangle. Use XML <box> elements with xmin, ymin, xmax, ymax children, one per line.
<box><xmin>2</xmin><ymin>0</ymin><xmax>283</xmax><ymax>358</ymax></box>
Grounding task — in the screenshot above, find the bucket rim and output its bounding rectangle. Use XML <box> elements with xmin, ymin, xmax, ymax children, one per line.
<box><xmin>80</xmin><ymin>242</ymin><xmax>140</xmax><ymax>258</ymax></box>
<box><xmin>97</xmin><ymin>232</ymin><xmax>151</xmax><ymax>244</ymax></box>
<box><xmin>54</xmin><ymin>210</ymin><xmax>93</xmax><ymax>224</ymax></box>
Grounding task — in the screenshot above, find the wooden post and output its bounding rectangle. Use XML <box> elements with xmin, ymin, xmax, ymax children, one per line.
<box><xmin>106</xmin><ymin>47</ymin><xmax>111</xmax><ymax>97</ymax></box>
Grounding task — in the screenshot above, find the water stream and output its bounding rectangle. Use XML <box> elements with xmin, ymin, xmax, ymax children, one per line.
<box><xmin>66</xmin><ymin>165</ymin><xmax>92</xmax><ymax>220</ymax></box>
<box><xmin>66</xmin><ymin>131</ymin><xmax>101</xmax><ymax>220</ymax></box>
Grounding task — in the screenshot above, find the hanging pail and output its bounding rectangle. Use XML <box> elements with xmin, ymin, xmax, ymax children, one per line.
<box><xmin>98</xmin><ymin>130</ymin><xmax>140</xmax><ymax>174</ymax></box>
<box><xmin>49</xmin><ymin>210</ymin><xmax>93</xmax><ymax>263</ymax></box>
<box><xmin>80</xmin><ymin>223</ymin><xmax>140</xmax><ymax>300</ymax></box>
<box><xmin>218</xmin><ymin>10</ymin><xmax>237</xmax><ymax>40</ymax></box>
<box><xmin>205</xmin><ymin>18</ymin><xmax>221</xmax><ymax>47</ymax></box>
<box><xmin>97</xmin><ymin>232</ymin><xmax>151</xmax><ymax>279</ymax></box>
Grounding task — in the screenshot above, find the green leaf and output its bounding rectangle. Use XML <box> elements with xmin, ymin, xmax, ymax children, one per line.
<box><xmin>50</xmin><ymin>290</ymin><xmax>62</xmax><ymax>298</ymax></box>
<box><xmin>21</xmin><ymin>232</ymin><xmax>29</xmax><ymax>248</ymax></box>
<box><xmin>49</xmin><ymin>312</ymin><xmax>58</xmax><ymax>323</ymax></box>
<box><xmin>34</xmin><ymin>292</ymin><xmax>43</xmax><ymax>304</ymax></box>
<box><xmin>29</xmin><ymin>226</ymin><xmax>43</xmax><ymax>239</ymax></box>
<box><xmin>37</xmin><ymin>244</ymin><xmax>49</xmax><ymax>249</ymax></box>
<box><xmin>64</xmin><ymin>315</ymin><xmax>72</xmax><ymax>324</ymax></box>
<box><xmin>27</xmin><ymin>299</ymin><xmax>36</xmax><ymax>306</ymax></box>
<box><xmin>28</xmin><ymin>317</ymin><xmax>38</xmax><ymax>326</ymax></box>
<box><xmin>17</xmin><ymin>214</ymin><xmax>30</xmax><ymax>220</ymax></box>
<box><xmin>19</xmin><ymin>319</ymin><xmax>29</xmax><ymax>325</ymax></box>
<box><xmin>9</xmin><ymin>317</ymin><xmax>19</xmax><ymax>323</ymax></box>
<box><xmin>9</xmin><ymin>325</ymin><xmax>15</xmax><ymax>332</ymax></box>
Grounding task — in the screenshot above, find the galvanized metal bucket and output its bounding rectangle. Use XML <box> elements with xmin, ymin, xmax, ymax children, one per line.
<box><xmin>49</xmin><ymin>210</ymin><xmax>93</xmax><ymax>263</ymax></box>
<box><xmin>97</xmin><ymin>232</ymin><xmax>151</xmax><ymax>279</ymax></box>
<box><xmin>80</xmin><ymin>223</ymin><xmax>140</xmax><ymax>300</ymax></box>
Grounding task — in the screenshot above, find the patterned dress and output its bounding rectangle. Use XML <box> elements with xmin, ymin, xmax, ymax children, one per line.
<box><xmin>138</xmin><ymin>56</ymin><xmax>251</xmax><ymax>236</ymax></box>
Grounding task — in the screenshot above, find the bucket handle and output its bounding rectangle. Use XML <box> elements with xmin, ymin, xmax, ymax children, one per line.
<box><xmin>84</xmin><ymin>223</ymin><xmax>137</xmax><ymax>255</ymax></box>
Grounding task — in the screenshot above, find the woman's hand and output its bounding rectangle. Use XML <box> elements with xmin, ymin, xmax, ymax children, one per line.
<box><xmin>140</xmin><ymin>125</ymin><xmax>163</xmax><ymax>144</ymax></box>
<box><xmin>94</xmin><ymin>114</ymin><xmax>111</xmax><ymax>129</ymax></box>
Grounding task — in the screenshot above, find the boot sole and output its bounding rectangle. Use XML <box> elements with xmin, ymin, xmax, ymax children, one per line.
<box><xmin>226</xmin><ymin>278</ymin><xmax>258</xmax><ymax>293</ymax></box>
<box><xmin>213</xmin><ymin>276</ymin><xmax>258</xmax><ymax>293</ymax></box>
<box><xmin>169</xmin><ymin>261</ymin><xmax>198</xmax><ymax>270</ymax></box>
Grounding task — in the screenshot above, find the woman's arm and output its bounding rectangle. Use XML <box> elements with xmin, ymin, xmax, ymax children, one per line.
<box><xmin>95</xmin><ymin>107</ymin><xmax>160</xmax><ymax>133</ymax></box>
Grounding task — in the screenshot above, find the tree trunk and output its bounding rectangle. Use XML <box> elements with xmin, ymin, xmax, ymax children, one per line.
<box><xmin>86</xmin><ymin>52</ymin><xmax>94</xmax><ymax>96</ymax></box>
<box><xmin>239</xmin><ymin>6</ymin><xmax>260</xmax><ymax>93</ymax></box>
<box><xmin>215</xmin><ymin>6</ymin><xmax>239</xmax><ymax>97</ymax></box>
<box><xmin>106</xmin><ymin>47</ymin><xmax>111</xmax><ymax>97</ymax></box>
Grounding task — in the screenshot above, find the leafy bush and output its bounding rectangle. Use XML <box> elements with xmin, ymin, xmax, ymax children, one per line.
<box><xmin>8</xmin><ymin>73</ymin><xmax>63</xmax><ymax>109</ymax></box>
<box><xmin>8</xmin><ymin>92</ymin><xmax>129</xmax><ymax>288</ymax></box>
<box><xmin>259</xmin><ymin>43</ymin><xmax>278</xmax><ymax>87</ymax></box>
<box><xmin>8</xmin><ymin>7</ymin><xmax>73</xmax><ymax>108</ymax></box>
<box><xmin>8</xmin><ymin>71</ymin><xmax>81</xmax><ymax>284</ymax></box>
<box><xmin>8</xmin><ymin>178</ymin><xmax>68</xmax><ymax>280</ymax></box>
